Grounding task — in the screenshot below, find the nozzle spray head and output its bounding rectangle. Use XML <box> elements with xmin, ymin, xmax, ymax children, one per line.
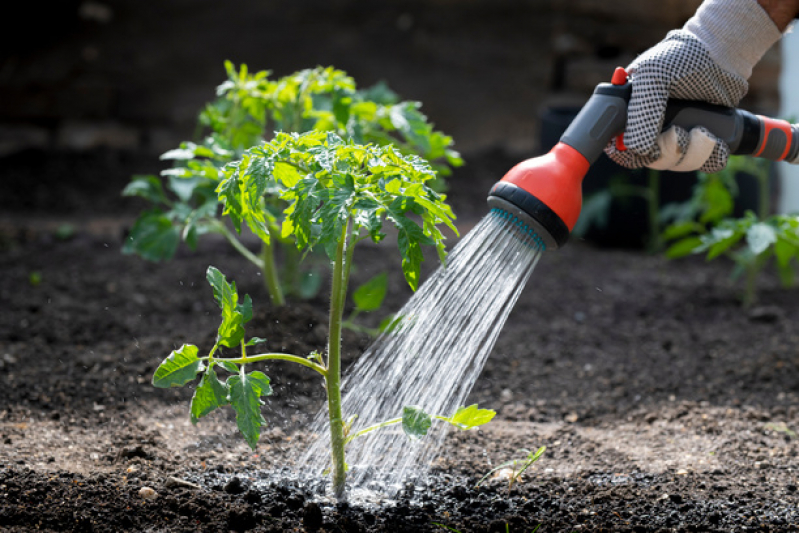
<box><xmin>488</xmin><ymin>67</ymin><xmax>631</xmax><ymax>250</ymax></box>
<box><xmin>487</xmin><ymin>142</ymin><xmax>590</xmax><ymax>250</ymax></box>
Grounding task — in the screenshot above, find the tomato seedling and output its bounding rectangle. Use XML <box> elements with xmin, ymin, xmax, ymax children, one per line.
<box><xmin>663</xmin><ymin>156</ymin><xmax>799</xmax><ymax>307</ymax></box>
<box><xmin>124</xmin><ymin>62</ymin><xmax>462</xmax><ymax>309</ymax></box>
<box><xmin>153</xmin><ymin>131</ymin><xmax>492</xmax><ymax>499</ymax></box>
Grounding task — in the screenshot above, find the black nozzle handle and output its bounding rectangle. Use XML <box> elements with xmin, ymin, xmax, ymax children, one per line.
<box><xmin>663</xmin><ymin>100</ymin><xmax>799</xmax><ymax>162</ymax></box>
<box><xmin>559</xmin><ymin>80</ymin><xmax>799</xmax><ymax>165</ymax></box>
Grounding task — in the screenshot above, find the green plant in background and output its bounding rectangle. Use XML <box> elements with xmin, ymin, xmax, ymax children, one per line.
<box><xmin>123</xmin><ymin>62</ymin><xmax>462</xmax><ymax>308</ymax></box>
<box><xmin>663</xmin><ymin>156</ymin><xmax>799</xmax><ymax>307</ymax></box>
<box><xmin>475</xmin><ymin>446</ymin><xmax>546</xmax><ymax>492</ymax></box>
<box><xmin>152</xmin><ymin>131</ymin><xmax>492</xmax><ymax>499</ymax></box>
<box><xmin>573</xmin><ymin>168</ymin><xmax>663</xmax><ymax>251</ymax></box>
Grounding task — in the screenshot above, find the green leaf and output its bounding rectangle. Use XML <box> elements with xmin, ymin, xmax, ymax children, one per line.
<box><xmin>402</xmin><ymin>405</ymin><xmax>432</xmax><ymax>440</ymax></box>
<box><xmin>665</xmin><ymin>237</ymin><xmax>703</xmax><ymax>259</ymax></box>
<box><xmin>206</xmin><ymin>266</ymin><xmax>252</xmax><ymax>348</ymax></box>
<box><xmin>700</xmin><ymin>227</ymin><xmax>743</xmax><ymax>260</ymax></box>
<box><xmin>190</xmin><ymin>366</ymin><xmax>230</xmax><ymax>423</ymax></box>
<box><xmin>446</xmin><ymin>404</ymin><xmax>496</xmax><ymax>430</ymax></box>
<box><xmin>378</xmin><ymin>313</ymin><xmax>404</xmax><ymax>334</ymax></box>
<box><xmin>661</xmin><ymin>221</ymin><xmax>702</xmax><ymax>241</ymax></box>
<box><xmin>352</xmin><ymin>272</ymin><xmax>388</xmax><ymax>312</ymax></box>
<box><xmin>152</xmin><ymin>344</ymin><xmax>204</xmax><ymax>388</ymax></box>
<box><xmin>774</xmin><ymin>237</ymin><xmax>797</xmax><ymax>268</ymax></box>
<box><xmin>122</xmin><ymin>175</ymin><xmax>169</xmax><ymax>205</ymax></box>
<box><xmin>219</xmin><ymin>361</ymin><xmax>240</xmax><ymax>374</ymax></box>
<box><xmin>245</xmin><ymin>336</ymin><xmax>268</xmax><ymax>347</ymax></box>
<box><xmin>122</xmin><ymin>211</ymin><xmax>181</xmax><ymax>262</ymax></box>
<box><xmin>228</xmin><ymin>370</ymin><xmax>272</xmax><ymax>449</ymax></box>
<box><xmin>746</xmin><ymin>222</ymin><xmax>777</xmax><ymax>255</ymax></box>
<box><xmin>385</xmin><ymin>199</ymin><xmax>433</xmax><ymax>291</ymax></box>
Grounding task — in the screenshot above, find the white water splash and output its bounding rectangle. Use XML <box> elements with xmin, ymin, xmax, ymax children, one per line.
<box><xmin>297</xmin><ymin>211</ymin><xmax>545</xmax><ymax>496</ymax></box>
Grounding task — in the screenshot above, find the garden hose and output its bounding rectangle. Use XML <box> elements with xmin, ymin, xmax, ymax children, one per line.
<box><xmin>487</xmin><ymin>67</ymin><xmax>799</xmax><ymax>250</ymax></box>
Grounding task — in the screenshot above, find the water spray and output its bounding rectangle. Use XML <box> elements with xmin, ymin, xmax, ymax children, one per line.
<box><xmin>487</xmin><ymin>67</ymin><xmax>799</xmax><ymax>250</ymax></box>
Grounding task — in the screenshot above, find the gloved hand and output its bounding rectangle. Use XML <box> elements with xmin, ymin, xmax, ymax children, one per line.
<box><xmin>605</xmin><ymin>0</ymin><xmax>782</xmax><ymax>173</ymax></box>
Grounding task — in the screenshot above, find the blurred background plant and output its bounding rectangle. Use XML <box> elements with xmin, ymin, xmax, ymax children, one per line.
<box><xmin>662</xmin><ymin>156</ymin><xmax>799</xmax><ymax>307</ymax></box>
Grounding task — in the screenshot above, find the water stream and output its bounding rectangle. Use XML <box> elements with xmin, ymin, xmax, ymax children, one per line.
<box><xmin>297</xmin><ymin>210</ymin><xmax>545</xmax><ymax>496</ymax></box>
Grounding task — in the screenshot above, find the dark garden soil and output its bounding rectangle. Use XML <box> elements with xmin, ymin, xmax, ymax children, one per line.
<box><xmin>2</xmin><ymin>149</ymin><xmax>799</xmax><ymax>532</ymax></box>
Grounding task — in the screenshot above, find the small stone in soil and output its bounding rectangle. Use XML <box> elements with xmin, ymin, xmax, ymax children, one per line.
<box><xmin>165</xmin><ymin>476</ymin><xmax>200</xmax><ymax>490</ymax></box>
<box><xmin>138</xmin><ymin>486</ymin><xmax>157</xmax><ymax>500</ymax></box>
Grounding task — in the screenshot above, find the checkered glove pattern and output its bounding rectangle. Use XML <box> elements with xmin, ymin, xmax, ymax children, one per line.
<box><xmin>605</xmin><ymin>30</ymin><xmax>748</xmax><ymax>173</ymax></box>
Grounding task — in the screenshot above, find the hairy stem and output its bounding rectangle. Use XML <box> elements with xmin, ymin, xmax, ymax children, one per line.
<box><xmin>205</xmin><ymin>353</ymin><xmax>327</xmax><ymax>377</ymax></box>
<box><xmin>344</xmin><ymin>414</ymin><xmax>452</xmax><ymax>445</ymax></box>
<box><xmin>344</xmin><ymin>417</ymin><xmax>402</xmax><ymax>445</ymax></box>
<box><xmin>261</xmin><ymin>226</ymin><xmax>285</xmax><ymax>307</ymax></box>
<box><xmin>327</xmin><ymin>221</ymin><xmax>351</xmax><ymax>499</ymax></box>
<box><xmin>213</xmin><ymin>222</ymin><xmax>264</xmax><ymax>270</ymax></box>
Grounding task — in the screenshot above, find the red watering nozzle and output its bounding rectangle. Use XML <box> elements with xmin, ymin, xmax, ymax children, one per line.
<box><xmin>487</xmin><ymin>144</ymin><xmax>589</xmax><ymax>250</ymax></box>
<box><xmin>487</xmin><ymin>68</ymin><xmax>631</xmax><ymax>250</ymax></box>
<box><xmin>487</xmin><ymin>65</ymin><xmax>799</xmax><ymax>250</ymax></box>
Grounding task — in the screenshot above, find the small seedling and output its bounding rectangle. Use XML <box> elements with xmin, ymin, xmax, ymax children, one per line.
<box><xmin>476</xmin><ymin>446</ymin><xmax>546</xmax><ymax>492</ymax></box>
<box><xmin>663</xmin><ymin>156</ymin><xmax>799</xmax><ymax>307</ymax></box>
<box><xmin>153</xmin><ymin>132</ymin><xmax>492</xmax><ymax>499</ymax></box>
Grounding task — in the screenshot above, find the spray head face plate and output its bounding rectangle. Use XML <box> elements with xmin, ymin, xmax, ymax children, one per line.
<box><xmin>486</xmin><ymin>196</ymin><xmax>557</xmax><ymax>251</ymax></box>
<box><xmin>488</xmin><ymin>204</ymin><xmax>548</xmax><ymax>251</ymax></box>
<box><xmin>487</xmin><ymin>143</ymin><xmax>589</xmax><ymax>251</ymax></box>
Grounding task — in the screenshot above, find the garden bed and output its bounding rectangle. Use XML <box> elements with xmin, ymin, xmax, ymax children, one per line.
<box><xmin>1</xmin><ymin>149</ymin><xmax>799</xmax><ymax>532</ymax></box>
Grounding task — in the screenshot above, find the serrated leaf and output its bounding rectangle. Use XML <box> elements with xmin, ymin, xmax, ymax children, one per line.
<box><xmin>152</xmin><ymin>344</ymin><xmax>204</xmax><ymax>388</ymax></box>
<box><xmin>228</xmin><ymin>371</ymin><xmax>272</xmax><ymax>450</ymax></box>
<box><xmin>206</xmin><ymin>266</ymin><xmax>252</xmax><ymax>348</ymax></box>
<box><xmin>446</xmin><ymin>404</ymin><xmax>496</xmax><ymax>430</ymax></box>
<box><xmin>122</xmin><ymin>211</ymin><xmax>181</xmax><ymax>262</ymax></box>
<box><xmin>402</xmin><ymin>405</ymin><xmax>432</xmax><ymax>440</ymax></box>
<box><xmin>746</xmin><ymin>223</ymin><xmax>777</xmax><ymax>255</ymax></box>
<box><xmin>190</xmin><ymin>366</ymin><xmax>230</xmax><ymax>423</ymax></box>
<box><xmin>352</xmin><ymin>272</ymin><xmax>388</xmax><ymax>312</ymax></box>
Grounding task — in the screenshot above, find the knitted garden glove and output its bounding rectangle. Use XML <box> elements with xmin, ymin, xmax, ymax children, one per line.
<box><xmin>605</xmin><ymin>0</ymin><xmax>782</xmax><ymax>173</ymax></box>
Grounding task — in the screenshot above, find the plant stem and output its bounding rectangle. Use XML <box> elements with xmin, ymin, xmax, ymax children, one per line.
<box><xmin>344</xmin><ymin>417</ymin><xmax>402</xmax><ymax>445</ymax></box>
<box><xmin>205</xmin><ymin>353</ymin><xmax>327</xmax><ymax>376</ymax></box>
<box><xmin>326</xmin><ymin>221</ymin><xmax>351</xmax><ymax>499</ymax></box>
<box><xmin>647</xmin><ymin>168</ymin><xmax>661</xmax><ymax>252</ymax></box>
<box><xmin>742</xmin><ymin>164</ymin><xmax>771</xmax><ymax>308</ymax></box>
<box><xmin>344</xmin><ymin>413</ymin><xmax>454</xmax><ymax>445</ymax></box>
<box><xmin>261</xmin><ymin>226</ymin><xmax>285</xmax><ymax>307</ymax></box>
<box><xmin>214</xmin><ymin>222</ymin><xmax>264</xmax><ymax>270</ymax></box>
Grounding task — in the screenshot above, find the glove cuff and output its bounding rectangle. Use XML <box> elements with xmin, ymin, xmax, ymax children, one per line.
<box><xmin>684</xmin><ymin>0</ymin><xmax>783</xmax><ymax>80</ymax></box>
